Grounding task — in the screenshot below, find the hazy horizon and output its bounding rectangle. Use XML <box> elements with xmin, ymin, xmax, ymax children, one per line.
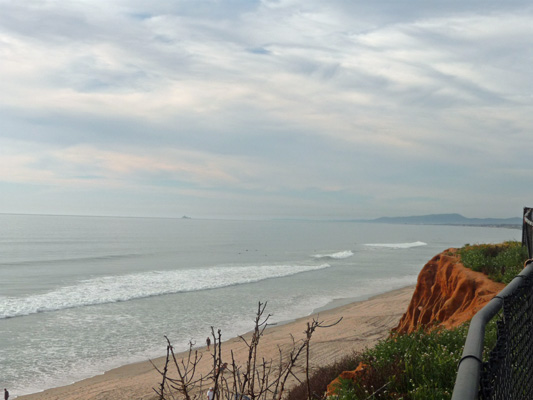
<box><xmin>0</xmin><ymin>210</ymin><xmax>524</xmax><ymax>222</ymax></box>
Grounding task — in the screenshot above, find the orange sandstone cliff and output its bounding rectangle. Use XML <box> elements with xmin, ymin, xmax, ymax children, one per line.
<box><xmin>327</xmin><ymin>248</ymin><xmax>505</xmax><ymax>395</ymax></box>
<box><xmin>394</xmin><ymin>248</ymin><xmax>505</xmax><ymax>334</ymax></box>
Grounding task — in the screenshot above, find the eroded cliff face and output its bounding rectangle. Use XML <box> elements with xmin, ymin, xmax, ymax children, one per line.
<box><xmin>394</xmin><ymin>248</ymin><xmax>505</xmax><ymax>334</ymax></box>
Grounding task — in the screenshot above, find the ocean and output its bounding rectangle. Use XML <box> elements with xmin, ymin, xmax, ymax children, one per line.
<box><xmin>0</xmin><ymin>214</ymin><xmax>521</xmax><ymax>397</ymax></box>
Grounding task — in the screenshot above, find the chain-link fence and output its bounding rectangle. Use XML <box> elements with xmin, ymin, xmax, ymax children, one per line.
<box><xmin>452</xmin><ymin>208</ymin><xmax>533</xmax><ymax>400</ymax></box>
<box><xmin>479</xmin><ymin>271</ymin><xmax>533</xmax><ymax>399</ymax></box>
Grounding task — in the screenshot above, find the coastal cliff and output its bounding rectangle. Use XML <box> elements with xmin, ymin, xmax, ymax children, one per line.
<box><xmin>394</xmin><ymin>248</ymin><xmax>505</xmax><ymax>333</ymax></box>
<box><xmin>327</xmin><ymin>248</ymin><xmax>505</xmax><ymax>395</ymax></box>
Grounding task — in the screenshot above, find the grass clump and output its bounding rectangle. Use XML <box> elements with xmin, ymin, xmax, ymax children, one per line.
<box><xmin>459</xmin><ymin>241</ymin><xmax>528</xmax><ymax>283</ymax></box>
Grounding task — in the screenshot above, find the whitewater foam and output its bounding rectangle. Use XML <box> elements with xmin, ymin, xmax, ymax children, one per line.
<box><xmin>0</xmin><ymin>263</ymin><xmax>332</xmax><ymax>319</ymax></box>
<box><xmin>313</xmin><ymin>250</ymin><xmax>354</xmax><ymax>260</ymax></box>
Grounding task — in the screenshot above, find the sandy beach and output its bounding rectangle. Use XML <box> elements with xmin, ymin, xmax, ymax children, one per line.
<box><xmin>17</xmin><ymin>286</ymin><xmax>414</xmax><ymax>400</ymax></box>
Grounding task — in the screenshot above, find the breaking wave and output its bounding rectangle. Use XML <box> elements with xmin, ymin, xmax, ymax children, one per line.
<box><xmin>0</xmin><ymin>263</ymin><xmax>331</xmax><ymax>319</ymax></box>
<box><xmin>313</xmin><ymin>250</ymin><xmax>354</xmax><ymax>260</ymax></box>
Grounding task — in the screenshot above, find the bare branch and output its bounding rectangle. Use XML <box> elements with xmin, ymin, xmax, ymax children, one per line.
<box><xmin>153</xmin><ymin>304</ymin><xmax>342</xmax><ymax>400</ymax></box>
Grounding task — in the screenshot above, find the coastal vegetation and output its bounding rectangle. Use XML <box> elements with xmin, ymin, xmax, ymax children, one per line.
<box><xmin>289</xmin><ymin>321</ymin><xmax>497</xmax><ymax>400</ymax></box>
<box><xmin>458</xmin><ymin>241</ymin><xmax>528</xmax><ymax>283</ymax></box>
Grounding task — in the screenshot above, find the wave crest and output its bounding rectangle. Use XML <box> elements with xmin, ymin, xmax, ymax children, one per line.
<box><xmin>0</xmin><ymin>263</ymin><xmax>331</xmax><ymax>319</ymax></box>
<box><xmin>313</xmin><ymin>250</ymin><xmax>354</xmax><ymax>260</ymax></box>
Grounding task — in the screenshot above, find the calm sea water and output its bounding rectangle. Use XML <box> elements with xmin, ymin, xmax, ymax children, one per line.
<box><xmin>0</xmin><ymin>214</ymin><xmax>521</xmax><ymax>397</ymax></box>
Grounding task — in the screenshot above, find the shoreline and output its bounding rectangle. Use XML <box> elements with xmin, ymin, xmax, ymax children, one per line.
<box><xmin>17</xmin><ymin>285</ymin><xmax>415</xmax><ymax>400</ymax></box>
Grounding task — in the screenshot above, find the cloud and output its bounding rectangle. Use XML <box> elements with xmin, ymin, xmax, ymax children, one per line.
<box><xmin>0</xmin><ymin>0</ymin><xmax>532</xmax><ymax>218</ymax></box>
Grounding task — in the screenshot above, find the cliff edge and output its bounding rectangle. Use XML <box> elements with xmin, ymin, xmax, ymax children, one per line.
<box><xmin>394</xmin><ymin>248</ymin><xmax>504</xmax><ymax>334</ymax></box>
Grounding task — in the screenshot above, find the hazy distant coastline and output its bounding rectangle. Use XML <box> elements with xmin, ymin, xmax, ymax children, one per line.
<box><xmin>358</xmin><ymin>213</ymin><xmax>522</xmax><ymax>229</ymax></box>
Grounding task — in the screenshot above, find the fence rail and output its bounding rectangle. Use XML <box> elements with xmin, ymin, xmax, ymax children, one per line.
<box><xmin>452</xmin><ymin>207</ymin><xmax>533</xmax><ymax>399</ymax></box>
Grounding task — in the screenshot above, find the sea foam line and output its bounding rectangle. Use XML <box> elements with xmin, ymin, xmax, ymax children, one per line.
<box><xmin>0</xmin><ymin>263</ymin><xmax>331</xmax><ymax>319</ymax></box>
<box><xmin>364</xmin><ymin>241</ymin><xmax>427</xmax><ymax>249</ymax></box>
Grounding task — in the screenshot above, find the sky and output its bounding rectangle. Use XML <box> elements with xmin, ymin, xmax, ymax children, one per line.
<box><xmin>1</xmin><ymin>0</ymin><xmax>533</xmax><ymax>220</ymax></box>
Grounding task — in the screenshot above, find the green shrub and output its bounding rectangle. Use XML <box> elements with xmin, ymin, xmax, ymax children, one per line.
<box><xmin>323</xmin><ymin>319</ymin><xmax>498</xmax><ymax>400</ymax></box>
<box><xmin>459</xmin><ymin>241</ymin><xmax>528</xmax><ymax>284</ymax></box>
<box><xmin>348</xmin><ymin>325</ymin><xmax>468</xmax><ymax>399</ymax></box>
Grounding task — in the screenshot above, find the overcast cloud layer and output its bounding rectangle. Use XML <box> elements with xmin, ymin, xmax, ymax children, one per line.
<box><xmin>1</xmin><ymin>0</ymin><xmax>532</xmax><ymax>219</ymax></box>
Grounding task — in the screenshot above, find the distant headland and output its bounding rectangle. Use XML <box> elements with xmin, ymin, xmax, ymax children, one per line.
<box><xmin>359</xmin><ymin>213</ymin><xmax>522</xmax><ymax>228</ymax></box>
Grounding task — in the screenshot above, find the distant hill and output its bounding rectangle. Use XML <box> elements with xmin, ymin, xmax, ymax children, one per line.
<box><xmin>365</xmin><ymin>213</ymin><xmax>522</xmax><ymax>227</ymax></box>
